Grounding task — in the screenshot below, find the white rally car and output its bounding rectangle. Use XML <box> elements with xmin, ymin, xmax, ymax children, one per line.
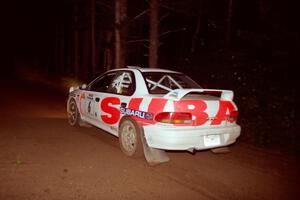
<box><xmin>67</xmin><ymin>67</ymin><xmax>241</xmax><ymax>162</ymax></box>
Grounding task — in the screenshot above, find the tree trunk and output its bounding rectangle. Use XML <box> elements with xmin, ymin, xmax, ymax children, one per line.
<box><xmin>191</xmin><ymin>13</ymin><xmax>202</xmax><ymax>54</ymax></box>
<box><xmin>115</xmin><ymin>0</ymin><xmax>127</xmax><ymax>68</ymax></box>
<box><xmin>225</xmin><ymin>0</ymin><xmax>233</xmax><ymax>46</ymax></box>
<box><xmin>83</xmin><ymin>30</ymin><xmax>90</xmax><ymax>79</ymax></box>
<box><xmin>59</xmin><ymin>31</ymin><xmax>65</xmax><ymax>74</ymax></box>
<box><xmin>90</xmin><ymin>0</ymin><xmax>96</xmax><ymax>74</ymax></box>
<box><xmin>104</xmin><ymin>31</ymin><xmax>113</xmax><ymax>71</ymax></box>
<box><xmin>149</xmin><ymin>0</ymin><xmax>159</xmax><ymax>68</ymax></box>
<box><xmin>74</xmin><ymin>3</ymin><xmax>79</xmax><ymax>77</ymax></box>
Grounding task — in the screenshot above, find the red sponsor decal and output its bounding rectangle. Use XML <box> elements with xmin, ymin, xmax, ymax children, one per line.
<box><xmin>127</xmin><ymin>98</ymin><xmax>144</xmax><ymax>123</ymax></box>
<box><xmin>174</xmin><ymin>100</ymin><xmax>236</xmax><ymax>126</ymax></box>
<box><xmin>128</xmin><ymin>98</ymin><xmax>143</xmax><ymax>110</ymax></box>
<box><xmin>211</xmin><ymin>100</ymin><xmax>236</xmax><ymax>125</ymax></box>
<box><xmin>101</xmin><ymin>97</ymin><xmax>120</xmax><ymax>124</ymax></box>
<box><xmin>174</xmin><ymin>100</ymin><xmax>208</xmax><ymax>126</ymax></box>
<box><xmin>127</xmin><ymin>98</ymin><xmax>168</xmax><ymax>125</ymax></box>
<box><xmin>147</xmin><ymin>98</ymin><xmax>168</xmax><ymax>114</ymax></box>
<box><xmin>145</xmin><ymin>98</ymin><xmax>168</xmax><ymax>125</ymax></box>
<box><xmin>100</xmin><ymin>97</ymin><xmax>237</xmax><ymax>126</ymax></box>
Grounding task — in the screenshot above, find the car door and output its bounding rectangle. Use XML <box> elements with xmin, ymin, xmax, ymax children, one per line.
<box><xmin>79</xmin><ymin>91</ymin><xmax>96</xmax><ymax>120</ymax></box>
<box><xmin>86</xmin><ymin>71</ymin><xmax>136</xmax><ymax>135</ymax></box>
<box><xmin>80</xmin><ymin>72</ymin><xmax>117</xmax><ymax>125</ymax></box>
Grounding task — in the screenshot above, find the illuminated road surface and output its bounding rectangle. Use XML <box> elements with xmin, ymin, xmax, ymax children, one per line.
<box><xmin>0</xmin><ymin>80</ymin><xmax>299</xmax><ymax>200</ymax></box>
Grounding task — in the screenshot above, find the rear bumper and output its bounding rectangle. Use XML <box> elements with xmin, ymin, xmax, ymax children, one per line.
<box><xmin>143</xmin><ymin>124</ymin><xmax>241</xmax><ymax>151</ymax></box>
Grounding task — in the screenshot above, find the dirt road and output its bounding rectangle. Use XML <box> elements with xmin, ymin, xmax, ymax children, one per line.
<box><xmin>0</xmin><ymin>79</ymin><xmax>299</xmax><ymax>199</ymax></box>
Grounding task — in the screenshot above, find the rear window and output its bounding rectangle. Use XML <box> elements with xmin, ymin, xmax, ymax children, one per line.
<box><xmin>142</xmin><ymin>72</ymin><xmax>202</xmax><ymax>94</ymax></box>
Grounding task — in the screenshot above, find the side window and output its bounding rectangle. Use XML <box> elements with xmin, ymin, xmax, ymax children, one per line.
<box><xmin>107</xmin><ymin>71</ymin><xmax>135</xmax><ymax>95</ymax></box>
<box><xmin>89</xmin><ymin>72</ymin><xmax>116</xmax><ymax>92</ymax></box>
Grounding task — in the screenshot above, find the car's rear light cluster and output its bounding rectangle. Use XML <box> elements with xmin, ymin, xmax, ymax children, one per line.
<box><xmin>228</xmin><ymin>110</ymin><xmax>238</xmax><ymax>122</ymax></box>
<box><xmin>155</xmin><ymin>112</ymin><xmax>192</xmax><ymax>124</ymax></box>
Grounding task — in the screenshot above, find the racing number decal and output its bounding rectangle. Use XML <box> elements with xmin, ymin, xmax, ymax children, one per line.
<box><xmin>88</xmin><ymin>102</ymin><xmax>91</xmax><ymax>113</ymax></box>
<box><xmin>101</xmin><ymin>97</ymin><xmax>120</xmax><ymax>124</ymax></box>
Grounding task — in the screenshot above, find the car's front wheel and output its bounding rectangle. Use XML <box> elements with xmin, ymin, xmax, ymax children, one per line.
<box><xmin>67</xmin><ymin>99</ymin><xmax>80</xmax><ymax>126</ymax></box>
<box><xmin>119</xmin><ymin>117</ymin><xmax>144</xmax><ymax>157</ymax></box>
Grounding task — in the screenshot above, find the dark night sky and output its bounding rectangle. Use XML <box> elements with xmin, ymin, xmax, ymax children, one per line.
<box><xmin>12</xmin><ymin>1</ymin><xmax>58</xmax><ymax>55</ymax></box>
<box><xmin>4</xmin><ymin>1</ymin><xmax>57</xmax><ymax>71</ymax></box>
<box><xmin>4</xmin><ymin>0</ymin><xmax>299</xmax><ymax>73</ymax></box>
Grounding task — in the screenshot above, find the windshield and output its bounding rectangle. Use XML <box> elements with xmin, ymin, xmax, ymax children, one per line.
<box><xmin>142</xmin><ymin>72</ymin><xmax>202</xmax><ymax>94</ymax></box>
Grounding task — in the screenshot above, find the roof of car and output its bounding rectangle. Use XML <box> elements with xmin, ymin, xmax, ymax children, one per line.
<box><xmin>123</xmin><ymin>66</ymin><xmax>180</xmax><ymax>73</ymax></box>
<box><xmin>139</xmin><ymin>68</ymin><xmax>179</xmax><ymax>73</ymax></box>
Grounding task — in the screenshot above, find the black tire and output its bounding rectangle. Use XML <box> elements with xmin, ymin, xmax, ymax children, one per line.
<box><xmin>67</xmin><ymin>99</ymin><xmax>81</xmax><ymax>126</ymax></box>
<box><xmin>119</xmin><ymin>117</ymin><xmax>144</xmax><ymax>157</ymax></box>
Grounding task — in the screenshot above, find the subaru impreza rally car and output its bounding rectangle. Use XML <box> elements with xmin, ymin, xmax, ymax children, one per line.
<box><xmin>67</xmin><ymin>67</ymin><xmax>241</xmax><ymax>163</ymax></box>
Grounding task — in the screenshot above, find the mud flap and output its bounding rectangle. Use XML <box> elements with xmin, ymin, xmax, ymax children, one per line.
<box><xmin>79</xmin><ymin>121</ymin><xmax>92</xmax><ymax>128</ymax></box>
<box><xmin>140</xmin><ymin>130</ymin><xmax>170</xmax><ymax>166</ymax></box>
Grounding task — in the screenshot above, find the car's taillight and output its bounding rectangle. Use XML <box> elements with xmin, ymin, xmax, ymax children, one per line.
<box><xmin>228</xmin><ymin>110</ymin><xmax>238</xmax><ymax>122</ymax></box>
<box><xmin>155</xmin><ymin>112</ymin><xmax>192</xmax><ymax>124</ymax></box>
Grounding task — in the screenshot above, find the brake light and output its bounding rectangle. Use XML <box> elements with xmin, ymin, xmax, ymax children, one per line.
<box><xmin>228</xmin><ymin>110</ymin><xmax>238</xmax><ymax>122</ymax></box>
<box><xmin>155</xmin><ymin>112</ymin><xmax>192</xmax><ymax>124</ymax></box>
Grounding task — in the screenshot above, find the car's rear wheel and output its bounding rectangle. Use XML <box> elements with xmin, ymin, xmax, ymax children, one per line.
<box><xmin>119</xmin><ymin>117</ymin><xmax>144</xmax><ymax>157</ymax></box>
<box><xmin>68</xmin><ymin>99</ymin><xmax>80</xmax><ymax>126</ymax></box>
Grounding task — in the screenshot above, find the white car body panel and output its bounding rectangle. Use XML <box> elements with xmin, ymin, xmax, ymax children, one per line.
<box><xmin>143</xmin><ymin>124</ymin><xmax>241</xmax><ymax>150</ymax></box>
<box><xmin>68</xmin><ymin>67</ymin><xmax>241</xmax><ymax>151</ymax></box>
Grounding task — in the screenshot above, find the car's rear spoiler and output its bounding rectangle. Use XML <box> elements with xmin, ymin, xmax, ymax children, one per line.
<box><xmin>163</xmin><ymin>89</ymin><xmax>234</xmax><ymax>101</ymax></box>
